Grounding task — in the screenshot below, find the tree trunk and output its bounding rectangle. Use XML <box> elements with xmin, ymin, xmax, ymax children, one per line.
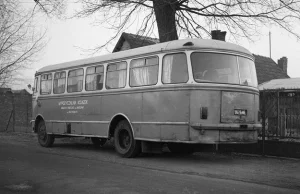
<box><xmin>153</xmin><ymin>0</ymin><xmax>178</xmax><ymax>42</ymax></box>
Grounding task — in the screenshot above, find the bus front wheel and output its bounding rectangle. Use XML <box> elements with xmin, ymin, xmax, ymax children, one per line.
<box><xmin>37</xmin><ymin>120</ymin><xmax>55</xmax><ymax>147</ymax></box>
<box><xmin>114</xmin><ymin>120</ymin><xmax>141</xmax><ymax>158</ymax></box>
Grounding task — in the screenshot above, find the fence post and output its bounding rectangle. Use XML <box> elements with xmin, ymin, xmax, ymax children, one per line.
<box><xmin>12</xmin><ymin>93</ymin><xmax>15</xmax><ymax>132</ymax></box>
<box><xmin>26</xmin><ymin>94</ymin><xmax>29</xmax><ymax>132</ymax></box>
<box><xmin>277</xmin><ymin>91</ymin><xmax>280</xmax><ymax>137</ymax></box>
<box><xmin>5</xmin><ymin>110</ymin><xmax>14</xmax><ymax>131</ymax></box>
<box><xmin>261</xmin><ymin>91</ymin><xmax>265</xmax><ymax>156</ymax></box>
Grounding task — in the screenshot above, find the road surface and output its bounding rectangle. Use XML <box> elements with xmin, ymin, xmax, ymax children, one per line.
<box><xmin>0</xmin><ymin>132</ymin><xmax>299</xmax><ymax>194</ymax></box>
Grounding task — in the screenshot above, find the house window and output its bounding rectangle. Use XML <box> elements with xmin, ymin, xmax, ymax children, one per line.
<box><xmin>162</xmin><ymin>53</ymin><xmax>188</xmax><ymax>84</ymax></box>
<box><xmin>86</xmin><ymin>65</ymin><xmax>104</xmax><ymax>91</ymax></box>
<box><xmin>40</xmin><ymin>73</ymin><xmax>52</xmax><ymax>95</ymax></box>
<box><xmin>106</xmin><ymin>61</ymin><xmax>127</xmax><ymax>89</ymax></box>
<box><xmin>129</xmin><ymin>56</ymin><xmax>158</xmax><ymax>87</ymax></box>
<box><xmin>67</xmin><ymin>69</ymin><xmax>84</xmax><ymax>93</ymax></box>
<box><xmin>53</xmin><ymin>71</ymin><xmax>66</xmax><ymax>94</ymax></box>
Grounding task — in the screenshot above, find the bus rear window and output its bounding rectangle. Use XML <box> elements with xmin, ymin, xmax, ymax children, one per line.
<box><xmin>238</xmin><ymin>56</ymin><xmax>258</xmax><ymax>87</ymax></box>
<box><xmin>191</xmin><ymin>53</ymin><xmax>239</xmax><ymax>85</ymax></box>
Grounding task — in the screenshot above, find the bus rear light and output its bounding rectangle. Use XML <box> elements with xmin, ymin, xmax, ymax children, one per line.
<box><xmin>200</xmin><ymin>107</ymin><xmax>208</xmax><ymax>119</ymax></box>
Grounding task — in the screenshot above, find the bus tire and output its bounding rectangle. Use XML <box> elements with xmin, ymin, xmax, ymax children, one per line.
<box><xmin>167</xmin><ymin>143</ymin><xmax>194</xmax><ymax>154</ymax></box>
<box><xmin>114</xmin><ymin>120</ymin><xmax>141</xmax><ymax>158</ymax></box>
<box><xmin>37</xmin><ymin>120</ymin><xmax>55</xmax><ymax>147</ymax></box>
<box><xmin>91</xmin><ymin>137</ymin><xmax>107</xmax><ymax>147</ymax></box>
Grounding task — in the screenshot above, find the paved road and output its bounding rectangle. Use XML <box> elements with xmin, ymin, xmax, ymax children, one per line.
<box><xmin>0</xmin><ymin>133</ymin><xmax>299</xmax><ymax>194</ymax></box>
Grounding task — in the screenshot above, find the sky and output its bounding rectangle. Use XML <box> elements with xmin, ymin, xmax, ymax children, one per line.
<box><xmin>18</xmin><ymin>1</ymin><xmax>300</xmax><ymax>89</ymax></box>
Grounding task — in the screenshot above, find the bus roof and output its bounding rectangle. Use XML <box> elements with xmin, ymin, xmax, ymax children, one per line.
<box><xmin>36</xmin><ymin>38</ymin><xmax>252</xmax><ymax>74</ymax></box>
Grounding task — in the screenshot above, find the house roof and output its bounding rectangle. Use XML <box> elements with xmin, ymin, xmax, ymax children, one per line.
<box><xmin>113</xmin><ymin>32</ymin><xmax>159</xmax><ymax>52</ymax></box>
<box><xmin>258</xmin><ymin>78</ymin><xmax>300</xmax><ymax>90</ymax></box>
<box><xmin>253</xmin><ymin>54</ymin><xmax>289</xmax><ymax>84</ymax></box>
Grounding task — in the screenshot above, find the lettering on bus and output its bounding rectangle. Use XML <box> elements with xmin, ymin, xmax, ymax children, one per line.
<box><xmin>58</xmin><ymin>100</ymin><xmax>88</xmax><ymax>114</ymax></box>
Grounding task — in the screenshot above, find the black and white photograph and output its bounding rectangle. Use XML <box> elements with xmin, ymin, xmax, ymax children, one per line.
<box><xmin>1</xmin><ymin>1</ymin><xmax>300</xmax><ymax>193</ymax></box>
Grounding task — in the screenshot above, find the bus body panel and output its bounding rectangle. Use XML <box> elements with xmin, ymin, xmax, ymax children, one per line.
<box><xmin>33</xmin><ymin>86</ymin><xmax>260</xmax><ymax>143</ymax></box>
<box><xmin>140</xmin><ymin>89</ymin><xmax>190</xmax><ymax>141</ymax></box>
<box><xmin>189</xmin><ymin>89</ymin><xmax>259</xmax><ymax>143</ymax></box>
<box><xmin>102</xmin><ymin>92</ymin><xmax>143</xmax><ymax>129</ymax></box>
<box><xmin>221</xmin><ymin>91</ymin><xmax>255</xmax><ymax>123</ymax></box>
<box><xmin>190</xmin><ymin>90</ymin><xmax>221</xmax><ymax>125</ymax></box>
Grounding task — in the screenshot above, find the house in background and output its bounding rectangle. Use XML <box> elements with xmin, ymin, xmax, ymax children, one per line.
<box><xmin>112</xmin><ymin>32</ymin><xmax>290</xmax><ymax>84</ymax></box>
<box><xmin>113</xmin><ymin>32</ymin><xmax>159</xmax><ymax>53</ymax></box>
<box><xmin>258</xmin><ymin>78</ymin><xmax>300</xmax><ymax>139</ymax></box>
<box><xmin>254</xmin><ymin>55</ymin><xmax>289</xmax><ymax>84</ymax></box>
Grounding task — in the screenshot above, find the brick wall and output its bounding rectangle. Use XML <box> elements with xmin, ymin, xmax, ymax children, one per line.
<box><xmin>0</xmin><ymin>91</ymin><xmax>14</xmax><ymax>131</ymax></box>
<box><xmin>0</xmin><ymin>89</ymin><xmax>32</xmax><ymax>132</ymax></box>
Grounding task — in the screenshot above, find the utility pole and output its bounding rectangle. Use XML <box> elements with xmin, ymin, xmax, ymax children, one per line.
<box><xmin>269</xmin><ymin>31</ymin><xmax>272</xmax><ymax>58</ymax></box>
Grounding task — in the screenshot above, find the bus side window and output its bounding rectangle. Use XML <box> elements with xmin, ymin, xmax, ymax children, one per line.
<box><xmin>129</xmin><ymin>56</ymin><xmax>158</xmax><ymax>87</ymax></box>
<box><xmin>86</xmin><ymin>65</ymin><xmax>104</xmax><ymax>91</ymax></box>
<box><xmin>162</xmin><ymin>53</ymin><xmax>188</xmax><ymax>84</ymax></box>
<box><xmin>53</xmin><ymin>71</ymin><xmax>66</xmax><ymax>94</ymax></box>
<box><xmin>106</xmin><ymin>61</ymin><xmax>127</xmax><ymax>89</ymax></box>
<box><xmin>67</xmin><ymin>68</ymin><xmax>84</xmax><ymax>93</ymax></box>
<box><xmin>40</xmin><ymin>73</ymin><xmax>52</xmax><ymax>95</ymax></box>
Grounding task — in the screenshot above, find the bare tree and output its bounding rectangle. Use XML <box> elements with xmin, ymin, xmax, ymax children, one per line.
<box><xmin>0</xmin><ymin>0</ymin><xmax>45</xmax><ymax>88</ymax></box>
<box><xmin>35</xmin><ymin>0</ymin><xmax>300</xmax><ymax>48</ymax></box>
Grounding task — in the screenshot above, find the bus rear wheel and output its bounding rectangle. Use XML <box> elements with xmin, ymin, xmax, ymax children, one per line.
<box><xmin>91</xmin><ymin>137</ymin><xmax>107</xmax><ymax>147</ymax></box>
<box><xmin>167</xmin><ymin>143</ymin><xmax>194</xmax><ymax>154</ymax></box>
<box><xmin>37</xmin><ymin>120</ymin><xmax>55</xmax><ymax>147</ymax></box>
<box><xmin>114</xmin><ymin>120</ymin><xmax>141</xmax><ymax>158</ymax></box>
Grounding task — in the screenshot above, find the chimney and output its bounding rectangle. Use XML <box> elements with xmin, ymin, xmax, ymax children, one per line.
<box><xmin>277</xmin><ymin>57</ymin><xmax>288</xmax><ymax>74</ymax></box>
<box><xmin>211</xmin><ymin>30</ymin><xmax>227</xmax><ymax>41</ymax></box>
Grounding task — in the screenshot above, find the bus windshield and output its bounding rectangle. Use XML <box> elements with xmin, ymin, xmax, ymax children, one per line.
<box><xmin>191</xmin><ymin>52</ymin><xmax>257</xmax><ymax>87</ymax></box>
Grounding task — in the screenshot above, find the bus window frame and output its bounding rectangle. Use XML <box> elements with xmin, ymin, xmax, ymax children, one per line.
<box><xmin>129</xmin><ymin>55</ymin><xmax>159</xmax><ymax>87</ymax></box>
<box><xmin>105</xmin><ymin>61</ymin><xmax>127</xmax><ymax>90</ymax></box>
<box><xmin>190</xmin><ymin>51</ymin><xmax>257</xmax><ymax>86</ymax></box>
<box><xmin>85</xmin><ymin>65</ymin><xmax>104</xmax><ymax>91</ymax></box>
<box><xmin>161</xmin><ymin>52</ymin><xmax>189</xmax><ymax>84</ymax></box>
<box><xmin>67</xmin><ymin>68</ymin><xmax>84</xmax><ymax>93</ymax></box>
<box><xmin>53</xmin><ymin>71</ymin><xmax>66</xmax><ymax>94</ymax></box>
<box><xmin>40</xmin><ymin>73</ymin><xmax>53</xmax><ymax>95</ymax></box>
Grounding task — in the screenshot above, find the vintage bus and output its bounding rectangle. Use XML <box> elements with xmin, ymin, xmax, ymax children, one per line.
<box><xmin>32</xmin><ymin>38</ymin><xmax>261</xmax><ymax>157</ymax></box>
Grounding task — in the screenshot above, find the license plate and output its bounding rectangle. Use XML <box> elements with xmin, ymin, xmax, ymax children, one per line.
<box><xmin>234</xmin><ymin>109</ymin><xmax>247</xmax><ymax>116</ymax></box>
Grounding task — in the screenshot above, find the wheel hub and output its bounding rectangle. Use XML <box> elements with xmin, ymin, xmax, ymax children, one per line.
<box><xmin>119</xmin><ymin>129</ymin><xmax>131</xmax><ymax>149</ymax></box>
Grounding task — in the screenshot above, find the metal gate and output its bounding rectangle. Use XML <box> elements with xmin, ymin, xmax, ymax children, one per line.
<box><xmin>261</xmin><ymin>90</ymin><xmax>300</xmax><ymax>139</ymax></box>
